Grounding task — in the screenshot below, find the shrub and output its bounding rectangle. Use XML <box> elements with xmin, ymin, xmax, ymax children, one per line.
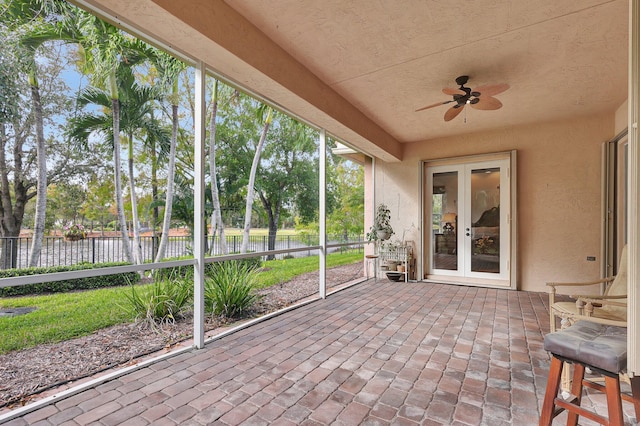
<box><xmin>123</xmin><ymin>275</ymin><xmax>192</xmax><ymax>325</ymax></box>
<box><xmin>205</xmin><ymin>261</ymin><xmax>260</xmax><ymax>318</ymax></box>
<box><xmin>0</xmin><ymin>263</ymin><xmax>140</xmax><ymax>297</ymax></box>
<box><xmin>63</xmin><ymin>223</ymin><xmax>86</xmax><ymax>240</ymax></box>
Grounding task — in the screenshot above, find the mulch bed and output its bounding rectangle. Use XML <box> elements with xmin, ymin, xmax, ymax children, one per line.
<box><xmin>0</xmin><ymin>262</ymin><xmax>364</xmax><ymax>410</ymax></box>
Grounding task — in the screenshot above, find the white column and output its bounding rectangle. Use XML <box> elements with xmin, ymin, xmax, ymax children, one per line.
<box><xmin>319</xmin><ymin>129</ymin><xmax>327</xmax><ymax>298</ymax></box>
<box><xmin>628</xmin><ymin>0</ymin><xmax>639</xmax><ymax>375</ymax></box>
<box><xmin>193</xmin><ymin>61</ymin><xmax>207</xmax><ymax>348</ymax></box>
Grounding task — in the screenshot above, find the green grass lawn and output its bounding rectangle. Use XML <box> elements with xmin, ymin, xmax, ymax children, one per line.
<box><xmin>0</xmin><ymin>287</ymin><xmax>136</xmax><ymax>354</ymax></box>
<box><xmin>0</xmin><ymin>251</ymin><xmax>362</xmax><ymax>354</ymax></box>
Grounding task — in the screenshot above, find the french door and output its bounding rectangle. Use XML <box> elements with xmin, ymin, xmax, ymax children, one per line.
<box><xmin>425</xmin><ymin>157</ymin><xmax>512</xmax><ymax>287</ymax></box>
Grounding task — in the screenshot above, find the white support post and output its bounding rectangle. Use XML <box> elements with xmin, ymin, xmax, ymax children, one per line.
<box><xmin>319</xmin><ymin>129</ymin><xmax>327</xmax><ymax>298</ymax></box>
<box><xmin>193</xmin><ymin>61</ymin><xmax>206</xmax><ymax>349</ymax></box>
<box><xmin>628</xmin><ymin>0</ymin><xmax>639</xmax><ymax>376</ymax></box>
<box><xmin>364</xmin><ymin>157</ymin><xmax>377</xmax><ymax>276</ymax></box>
<box><xmin>372</xmin><ymin>157</ymin><xmax>376</xmax><ymax>215</ymax></box>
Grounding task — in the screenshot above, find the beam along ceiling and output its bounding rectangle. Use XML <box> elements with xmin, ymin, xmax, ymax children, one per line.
<box><xmin>81</xmin><ymin>0</ymin><xmax>628</xmax><ymax>159</ymax></box>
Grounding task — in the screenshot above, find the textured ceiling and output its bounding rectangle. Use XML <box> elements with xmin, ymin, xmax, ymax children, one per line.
<box><xmin>79</xmin><ymin>0</ymin><xmax>629</xmax><ymax>158</ymax></box>
<box><xmin>226</xmin><ymin>0</ymin><xmax>628</xmax><ymax>143</ymax></box>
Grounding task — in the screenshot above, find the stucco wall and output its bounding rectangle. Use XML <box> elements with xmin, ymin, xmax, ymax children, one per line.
<box><xmin>371</xmin><ymin>113</ymin><xmax>616</xmax><ymax>292</ymax></box>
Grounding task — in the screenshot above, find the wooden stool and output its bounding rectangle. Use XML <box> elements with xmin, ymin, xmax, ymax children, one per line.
<box><xmin>539</xmin><ymin>321</ymin><xmax>640</xmax><ymax>426</ymax></box>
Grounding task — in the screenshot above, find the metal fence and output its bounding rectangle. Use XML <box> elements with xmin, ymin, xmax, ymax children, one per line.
<box><xmin>0</xmin><ymin>234</ymin><xmax>364</xmax><ymax>270</ymax></box>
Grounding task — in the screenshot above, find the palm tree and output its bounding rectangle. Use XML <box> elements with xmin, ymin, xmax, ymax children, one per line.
<box><xmin>75</xmin><ymin>16</ymin><xmax>146</xmax><ymax>263</ymax></box>
<box><xmin>117</xmin><ymin>65</ymin><xmax>169</xmax><ymax>264</ymax></box>
<box><xmin>147</xmin><ymin>48</ymin><xmax>185</xmax><ymax>262</ymax></box>
<box><xmin>67</xmin><ymin>65</ymin><xmax>169</xmax><ymax>264</ymax></box>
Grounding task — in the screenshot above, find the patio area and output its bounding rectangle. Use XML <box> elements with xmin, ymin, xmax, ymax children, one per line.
<box><xmin>1</xmin><ymin>280</ymin><xmax>637</xmax><ymax>425</ymax></box>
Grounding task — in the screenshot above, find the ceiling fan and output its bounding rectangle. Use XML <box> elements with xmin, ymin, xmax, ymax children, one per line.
<box><xmin>416</xmin><ymin>76</ymin><xmax>509</xmax><ymax>122</ymax></box>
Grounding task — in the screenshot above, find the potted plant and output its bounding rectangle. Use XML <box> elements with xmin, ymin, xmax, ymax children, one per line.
<box><xmin>366</xmin><ymin>204</ymin><xmax>394</xmax><ymax>242</ymax></box>
<box><xmin>63</xmin><ymin>223</ymin><xmax>86</xmax><ymax>241</ymax></box>
<box><xmin>380</xmin><ymin>238</ymin><xmax>402</xmax><ymax>268</ymax></box>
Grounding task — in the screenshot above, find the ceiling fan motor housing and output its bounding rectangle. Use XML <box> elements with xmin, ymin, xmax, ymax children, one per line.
<box><xmin>453</xmin><ymin>77</ymin><xmax>483</xmax><ymax>106</ymax></box>
<box><xmin>455</xmin><ymin>75</ymin><xmax>469</xmax><ymax>86</ymax></box>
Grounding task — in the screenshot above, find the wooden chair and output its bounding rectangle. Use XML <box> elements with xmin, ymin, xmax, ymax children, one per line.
<box><xmin>546</xmin><ymin>245</ymin><xmax>627</xmax><ymax>393</ymax></box>
<box><xmin>547</xmin><ymin>244</ymin><xmax>627</xmax><ymax>333</ymax></box>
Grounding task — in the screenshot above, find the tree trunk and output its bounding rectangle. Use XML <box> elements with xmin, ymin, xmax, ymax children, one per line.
<box><xmin>240</xmin><ymin>108</ymin><xmax>272</xmax><ymax>254</ymax></box>
<box><xmin>150</xmin><ymin>136</ymin><xmax>158</xmax><ymax>232</ymax></box>
<box><xmin>260</xmin><ymin>193</ymin><xmax>281</xmax><ymax>260</ymax></box>
<box><xmin>127</xmin><ymin>132</ymin><xmax>143</xmax><ymax>264</ymax></box>
<box><xmin>27</xmin><ymin>74</ymin><xmax>47</xmax><ymax>267</ymax></box>
<box><xmin>154</xmin><ymin>100</ymin><xmax>178</xmax><ymax>262</ymax></box>
<box><xmin>0</xmin><ymin>123</ymin><xmax>28</xmax><ymax>269</ymax></box>
<box><xmin>209</xmin><ymin>80</ymin><xmax>227</xmax><ymax>255</ymax></box>
<box><xmin>150</xmin><ymin>136</ymin><xmax>158</xmax><ymax>261</ymax></box>
<box><xmin>111</xmin><ymin>83</ymin><xmax>133</xmax><ymax>263</ymax></box>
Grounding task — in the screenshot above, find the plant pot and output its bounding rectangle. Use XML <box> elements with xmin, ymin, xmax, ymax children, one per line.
<box><xmin>377</xmin><ymin>229</ymin><xmax>390</xmax><ymax>241</ymax></box>
<box><xmin>64</xmin><ymin>235</ymin><xmax>84</xmax><ymax>242</ymax></box>
<box><xmin>385</xmin><ymin>271</ymin><xmax>404</xmax><ymax>282</ymax></box>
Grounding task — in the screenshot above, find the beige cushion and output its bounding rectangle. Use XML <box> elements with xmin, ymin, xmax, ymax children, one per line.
<box><xmin>601</xmin><ymin>245</ymin><xmax>627</xmax><ymax>318</ymax></box>
<box><xmin>607</xmin><ymin>245</ymin><xmax>627</xmax><ymax>297</ymax></box>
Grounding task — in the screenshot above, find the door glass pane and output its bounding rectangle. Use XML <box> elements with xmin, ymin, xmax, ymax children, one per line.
<box><xmin>470</xmin><ymin>167</ymin><xmax>500</xmax><ymax>273</ymax></box>
<box><xmin>432</xmin><ymin>171</ymin><xmax>457</xmax><ymax>270</ymax></box>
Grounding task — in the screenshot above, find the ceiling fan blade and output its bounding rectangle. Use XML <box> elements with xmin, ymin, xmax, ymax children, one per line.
<box><xmin>415</xmin><ymin>99</ymin><xmax>455</xmax><ymax>112</ymax></box>
<box><xmin>473</xmin><ymin>83</ymin><xmax>509</xmax><ymax>97</ymax></box>
<box><xmin>471</xmin><ymin>96</ymin><xmax>503</xmax><ymax>110</ymax></box>
<box><xmin>442</xmin><ymin>87</ymin><xmax>465</xmax><ymax>96</ymax></box>
<box><xmin>444</xmin><ymin>105</ymin><xmax>464</xmax><ymax>121</ymax></box>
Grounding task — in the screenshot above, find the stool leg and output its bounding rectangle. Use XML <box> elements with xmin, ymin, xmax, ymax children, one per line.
<box><xmin>604</xmin><ymin>375</ymin><xmax>623</xmax><ymax>426</ymax></box>
<box><xmin>539</xmin><ymin>356</ymin><xmax>564</xmax><ymax>426</ymax></box>
<box><xmin>567</xmin><ymin>362</ymin><xmax>585</xmax><ymax>426</ymax></box>
<box><xmin>559</xmin><ymin>318</ymin><xmax>574</xmax><ymax>394</ymax></box>
<box><xmin>561</xmin><ymin>362</ymin><xmax>573</xmax><ymax>396</ymax></box>
<box><xmin>365</xmin><ymin>258</ymin><xmax>378</xmax><ymax>282</ymax></box>
<box><xmin>374</xmin><ymin>257</ymin><xmax>378</xmax><ymax>282</ymax></box>
<box><xmin>631</xmin><ymin>376</ymin><xmax>640</xmax><ymax>421</ymax></box>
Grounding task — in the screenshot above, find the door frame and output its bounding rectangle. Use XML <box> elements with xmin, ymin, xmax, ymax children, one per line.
<box><xmin>420</xmin><ymin>151</ymin><xmax>518</xmax><ymax>289</ymax></box>
<box><xmin>602</xmin><ymin>129</ymin><xmax>628</xmax><ymax>278</ymax></box>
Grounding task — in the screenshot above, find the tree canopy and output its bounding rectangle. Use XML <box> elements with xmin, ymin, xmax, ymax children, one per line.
<box><xmin>0</xmin><ymin>0</ymin><xmax>366</xmax><ymax>268</ymax></box>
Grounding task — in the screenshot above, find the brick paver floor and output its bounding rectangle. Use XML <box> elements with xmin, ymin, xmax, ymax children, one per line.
<box><xmin>1</xmin><ymin>281</ymin><xmax>637</xmax><ymax>425</ymax></box>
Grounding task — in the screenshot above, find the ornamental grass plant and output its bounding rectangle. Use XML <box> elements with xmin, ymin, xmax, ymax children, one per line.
<box><xmin>123</xmin><ymin>275</ymin><xmax>193</xmax><ymax>326</ymax></box>
<box><xmin>205</xmin><ymin>261</ymin><xmax>260</xmax><ymax>318</ymax></box>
